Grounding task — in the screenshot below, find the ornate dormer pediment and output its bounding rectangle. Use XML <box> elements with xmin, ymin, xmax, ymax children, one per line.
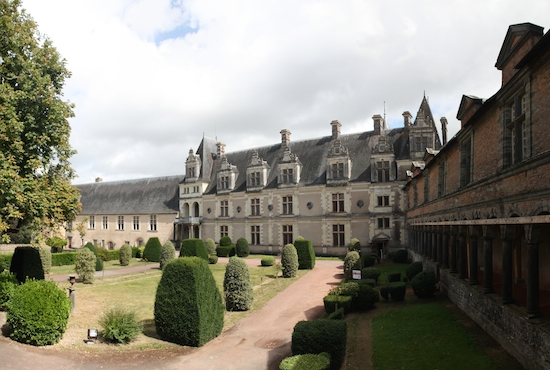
<box><xmin>278</xmin><ymin>147</ymin><xmax>302</xmax><ymax>188</ymax></box>
<box><xmin>247</xmin><ymin>150</ymin><xmax>270</xmax><ymax>192</ymax></box>
<box><xmin>372</xmin><ymin>136</ymin><xmax>394</xmax><ymax>154</ymax></box>
<box><xmin>217</xmin><ymin>156</ymin><xmax>239</xmax><ymax>194</ymax></box>
<box><xmin>326</xmin><ymin>139</ymin><xmax>351</xmax><ymax>187</ymax></box>
<box><xmin>327</xmin><ymin>139</ymin><xmax>349</xmax><ymax>157</ymax></box>
<box><xmin>185</xmin><ymin>148</ymin><xmax>201</xmax><ymax>183</ymax></box>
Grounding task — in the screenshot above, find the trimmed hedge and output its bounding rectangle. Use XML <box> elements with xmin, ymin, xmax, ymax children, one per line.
<box><xmin>380</xmin><ymin>282</ymin><xmax>407</xmax><ymax>301</ymax></box>
<box><xmin>356</xmin><ymin>281</ymin><xmax>380</xmax><ymax>310</ymax></box>
<box><xmin>224</xmin><ymin>257</ymin><xmax>253</xmax><ymax>311</ymax></box>
<box><xmin>361</xmin><ymin>253</ymin><xmax>376</xmax><ymax>268</ymax></box>
<box><xmin>84</xmin><ymin>242</ymin><xmax>98</xmax><ymax>257</ymax></box>
<box><xmin>294</xmin><ymin>239</ymin><xmax>315</xmax><ymax>269</ymax></box>
<box><xmin>393</xmin><ymin>249</ymin><xmax>409</xmax><ymax>263</ymax></box>
<box><xmin>10</xmin><ymin>246</ymin><xmax>44</xmax><ymax>284</ymax></box>
<box><xmin>343</xmin><ymin>251</ymin><xmax>361</xmax><ymax>281</ymax></box>
<box><xmin>279</xmin><ymin>352</ymin><xmax>331</xmax><ymax>370</ymax></box>
<box><xmin>84</xmin><ymin>242</ymin><xmax>103</xmax><ymax>271</ymax></box>
<box><xmin>143</xmin><ymin>237</ymin><xmax>162</xmax><ymax>262</ymax></box>
<box><xmin>327</xmin><ymin>307</ymin><xmax>345</xmax><ymax>320</ymax></box>
<box><xmin>51</xmin><ymin>252</ymin><xmax>77</xmax><ymax>266</ymax></box>
<box><xmin>292</xmin><ymin>319</ymin><xmax>347</xmax><ymax>370</ymax></box>
<box><xmin>98</xmin><ymin>247</ymin><xmax>119</xmax><ymax>261</ymax></box>
<box><xmin>411</xmin><ymin>271</ymin><xmax>437</xmax><ymax>298</ymax></box>
<box><xmin>220</xmin><ymin>236</ymin><xmax>232</xmax><ymax>246</ymax></box>
<box><xmin>0</xmin><ymin>271</ymin><xmax>17</xmax><ymax>310</ymax></box>
<box><xmin>160</xmin><ymin>241</ymin><xmax>176</xmax><ymax>270</ymax></box>
<box><xmin>323</xmin><ymin>294</ymin><xmax>353</xmax><ymax>314</ymax></box>
<box><xmin>0</xmin><ymin>253</ymin><xmax>13</xmax><ymax>271</ymax></box>
<box><xmin>131</xmin><ymin>246</ymin><xmax>140</xmax><ymax>258</ymax></box>
<box><xmin>261</xmin><ymin>256</ymin><xmax>275</xmax><ymax>266</ymax></box>
<box><xmin>216</xmin><ymin>245</ymin><xmax>236</xmax><ymax>257</ymax></box>
<box><xmin>204</xmin><ymin>238</ymin><xmax>216</xmax><ymax>255</ymax></box>
<box><xmin>180</xmin><ymin>239</ymin><xmax>208</xmax><ymax>261</ymax></box>
<box><xmin>75</xmin><ymin>248</ymin><xmax>96</xmax><ymax>284</ymax></box>
<box><xmin>348</xmin><ymin>238</ymin><xmax>360</xmax><ymax>252</ymax></box>
<box><xmin>208</xmin><ymin>255</ymin><xmax>218</xmax><ymax>264</ymax></box>
<box><xmin>38</xmin><ymin>246</ymin><xmax>51</xmax><ymax>275</ymax></box>
<box><xmin>362</xmin><ymin>267</ymin><xmax>381</xmax><ymax>283</ymax></box>
<box><xmin>7</xmin><ymin>279</ymin><xmax>71</xmax><ymax>346</ymax></box>
<box><xmin>235</xmin><ymin>237</ymin><xmax>250</xmax><ymax>258</ymax></box>
<box><xmin>282</xmin><ymin>244</ymin><xmax>299</xmax><ymax>278</ymax></box>
<box><xmin>119</xmin><ymin>244</ymin><xmax>132</xmax><ymax>266</ymax></box>
<box><xmin>154</xmin><ymin>257</ymin><xmax>224</xmax><ymax>347</ymax></box>
<box><xmin>406</xmin><ymin>261</ymin><xmax>423</xmax><ymax>282</ymax></box>
<box><xmin>386</xmin><ymin>271</ymin><xmax>402</xmax><ymax>283</ymax></box>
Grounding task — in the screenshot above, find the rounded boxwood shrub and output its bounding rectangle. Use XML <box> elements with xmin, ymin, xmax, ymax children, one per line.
<box><xmin>180</xmin><ymin>238</ymin><xmax>208</xmax><ymax>261</ymax></box>
<box><xmin>143</xmin><ymin>237</ymin><xmax>162</xmax><ymax>262</ymax></box>
<box><xmin>279</xmin><ymin>352</ymin><xmax>331</xmax><ymax>370</ymax></box>
<box><xmin>160</xmin><ymin>241</ymin><xmax>176</xmax><ymax>270</ymax></box>
<box><xmin>10</xmin><ymin>246</ymin><xmax>44</xmax><ymax>284</ymax></box>
<box><xmin>361</xmin><ymin>253</ymin><xmax>375</xmax><ymax>268</ymax></box>
<box><xmin>208</xmin><ymin>255</ymin><xmax>218</xmax><ymax>264</ymax></box>
<box><xmin>281</xmin><ymin>244</ymin><xmax>299</xmax><ymax>278</ymax></box>
<box><xmin>99</xmin><ymin>305</ymin><xmax>142</xmax><ymax>344</ymax></box>
<box><xmin>119</xmin><ymin>244</ymin><xmax>132</xmax><ymax>266</ymax></box>
<box><xmin>261</xmin><ymin>256</ymin><xmax>275</xmax><ymax>266</ymax></box>
<box><xmin>154</xmin><ymin>257</ymin><xmax>224</xmax><ymax>347</ymax></box>
<box><xmin>292</xmin><ymin>319</ymin><xmax>347</xmax><ymax>370</ymax></box>
<box><xmin>411</xmin><ymin>271</ymin><xmax>437</xmax><ymax>298</ymax></box>
<box><xmin>406</xmin><ymin>261</ymin><xmax>423</xmax><ymax>282</ymax></box>
<box><xmin>75</xmin><ymin>248</ymin><xmax>96</xmax><ymax>284</ymax></box>
<box><xmin>7</xmin><ymin>279</ymin><xmax>71</xmax><ymax>346</ymax></box>
<box><xmin>361</xmin><ymin>267</ymin><xmax>381</xmax><ymax>282</ymax></box>
<box><xmin>215</xmin><ymin>245</ymin><xmax>236</xmax><ymax>257</ymax></box>
<box><xmin>38</xmin><ymin>246</ymin><xmax>51</xmax><ymax>275</ymax></box>
<box><xmin>347</xmin><ymin>238</ymin><xmax>360</xmax><ymax>252</ymax></box>
<box><xmin>204</xmin><ymin>238</ymin><xmax>217</xmax><ymax>255</ymax></box>
<box><xmin>393</xmin><ymin>249</ymin><xmax>409</xmax><ymax>263</ymax></box>
<box><xmin>356</xmin><ymin>282</ymin><xmax>380</xmax><ymax>310</ymax></box>
<box><xmin>224</xmin><ymin>257</ymin><xmax>253</xmax><ymax>311</ymax></box>
<box><xmin>380</xmin><ymin>282</ymin><xmax>407</xmax><ymax>301</ymax></box>
<box><xmin>343</xmin><ymin>251</ymin><xmax>361</xmax><ymax>281</ymax></box>
<box><xmin>220</xmin><ymin>236</ymin><xmax>232</xmax><ymax>247</ymax></box>
<box><xmin>0</xmin><ymin>271</ymin><xmax>18</xmax><ymax>311</ymax></box>
<box><xmin>235</xmin><ymin>237</ymin><xmax>250</xmax><ymax>257</ymax></box>
<box><xmin>386</xmin><ymin>271</ymin><xmax>402</xmax><ymax>283</ymax></box>
<box><xmin>294</xmin><ymin>239</ymin><xmax>315</xmax><ymax>269</ymax></box>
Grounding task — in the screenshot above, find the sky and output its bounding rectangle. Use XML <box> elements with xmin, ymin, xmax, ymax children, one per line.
<box><xmin>20</xmin><ymin>0</ymin><xmax>550</xmax><ymax>184</ymax></box>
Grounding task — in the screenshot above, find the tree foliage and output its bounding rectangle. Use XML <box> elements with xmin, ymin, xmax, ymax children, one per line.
<box><xmin>0</xmin><ymin>0</ymin><xmax>80</xmax><ymax>243</ymax></box>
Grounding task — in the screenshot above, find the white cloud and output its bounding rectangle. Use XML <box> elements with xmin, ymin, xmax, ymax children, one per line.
<box><xmin>20</xmin><ymin>0</ymin><xmax>550</xmax><ymax>184</ymax></box>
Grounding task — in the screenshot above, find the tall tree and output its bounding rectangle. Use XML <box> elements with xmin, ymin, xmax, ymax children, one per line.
<box><xmin>0</xmin><ymin>0</ymin><xmax>80</xmax><ymax>242</ymax></box>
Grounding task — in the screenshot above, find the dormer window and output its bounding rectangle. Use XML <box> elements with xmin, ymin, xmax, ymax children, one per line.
<box><xmin>326</xmin><ymin>140</ymin><xmax>351</xmax><ymax>186</ymax></box>
<box><xmin>331</xmin><ymin>163</ymin><xmax>344</xmax><ymax>179</ymax></box>
<box><xmin>376</xmin><ymin>161</ymin><xmax>390</xmax><ymax>182</ymax></box>
<box><xmin>249</xmin><ymin>172</ymin><xmax>260</xmax><ymax>186</ymax></box>
<box><xmin>282</xmin><ymin>168</ymin><xmax>293</xmax><ymax>183</ymax></box>
<box><xmin>185</xmin><ymin>148</ymin><xmax>201</xmax><ymax>183</ymax></box>
<box><xmin>220</xmin><ymin>176</ymin><xmax>229</xmax><ymax>190</ymax></box>
<box><xmin>217</xmin><ymin>156</ymin><xmax>238</xmax><ymax>194</ymax></box>
<box><xmin>246</xmin><ymin>150</ymin><xmax>270</xmax><ymax>192</ymax></box>
<box><xmin>278</xmin><ymin>146</ymin><xmax>302</xmax><ymax>188</ymax></box>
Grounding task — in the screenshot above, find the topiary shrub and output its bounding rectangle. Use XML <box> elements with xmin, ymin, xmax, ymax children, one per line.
<box><xmin>281</xmin><ymin>244</ymin><xmax>299</xmax><ymax>278</ymax></box>
<box><xmin>154</xmin><ymin>257</ymin><xmax>224</xmax><ymax>347</ymax></box>
<box><xmin>95</xmin><ymin>256</ymin><xmax>104</xmax><ymax>271</ymax></box>
<box><xmin>348</xmin><ymin>238</ymin><xmax>360</xmax><ymax>252</ymax></box>
<box><xmin>208</xmin><ymin>255</ymin><xmax>218</xmax><ymax>264</ymax></box>
<box><xmin>215</xmin><ymin>245</ymin><xmax>236</xmax><ymax>257</ymax></box>
<box><xmin>84</xmin><ymin>242</ymin><xmax>98</xmax><ymax>257</ymax></box>
<box><xmin>180</xmin><ymin>239</ymin><xmax>208</xmax><ymax>261</ymax></box>
<box><xmin>327</xmin><ymin>307</ymin><xmax>345</xmax><ymax>320</ymax></box>
<box><xmin>343</xmin><ymin>251</ymin><xmax>361</xmax><ymax>281</ymax></box>
<box><xmin>393</xmin><ymin>249</ymin><xmax>409</xmax><ymax>263</ymax></box>
<box><xmin>235</xmin><ymin>237</ymin><xmax>250</xmax><ymax>257</ymax></box>
<box><xmin>119</xmin><ymin>244</ymin><xmax>132</xmax><ymax>266</ymax></box>
<box><xmin>380</xmin><ymin>282</ymin><xmax>407</xmax><ymax>301</ymax></box>
<box><xmin>143</xmin><ymin>237</ymin><xmax>162</xmax><ymax>262</ymax></box>
<box><xmin>294</xmin><ymin>239</ymin><xmax>315</xmax><ymax>269</ymax></box>
<box><xmin>279</xmin><ymin>352</ymin><xmax>331</xmax><ymax>370</ymax></box>
<box><xmin>131</xmin><ymin>246</ymin><xmax>139</xmax><ymax>258</ymax></box>
<box><xmin>219</xmin><ymin>236</ymin><xmax>232</xmax><ymax>247</ymax></box>
<box><xmin>224</xmin><ymin>257</ymin><xmax>253</xmax><ymax>311</ymax></box>
<box><xmin>323</xmin><ymin>294</ymin><xmax>353</xmax><ymax>314</ymax></box>
<box><xmin>0</xmin><ymin>271</ymin><xmax>18</xmax><ymax>311</ymax></box>
<box><xmin>38</xmin><ymin>246</ymin><xmax>51</xmax><ymax>275</ymax></box>
<box><xmin>361</xmin><ymin>253</ymin><xmax>376</xmax><ymax>268</ymax></box>
<box><xmin>386</xmin><ymin>271</ymin><xmax>401</xmax><ymax>283</ymax></box>
<box><xmin>51</xmin><ymin>252</ymin><xmax>77</xmax><ymax>266</ymax></box>
<box><xmin>355</xmin><ymin>281</ymin><xmax>380</xmax><ymax>310</ymax></box>
<box><xmin>204</xmin><ymin>238</ymin><xmax>217</xmax><ymax>255</ymax></box>
<box><xmin>10</xmin><ymin>246</ymin><xmax>44</xmax><ymax>284</ymax></box>
<box><xmin>160</xmin><ymin>241</ymin><xmax>176</xmax><ymax>270</ymax></box>
<box><xmin>292</xmin><ymin>319</ymin><xmax>347</xmax><ymax>370</ymax></box>
<box><xmin>411</xmin><ymin>271</ymin><xmax>437</xmax><ymax>298</ymax></box>
<box><xmin>406</xmin><ymin>261</ymin><xmax>423</xmax><ymax>282</ymax></box>
<box><xmin>6</xmin><ymin>279</ymin><xmax>71</xmax><ymax>346</ymax></box>
<box><xmin>261</xmin><ymin>256</ymin><xmax>275</xmax><ymax>266</ymax></box>
<box><xmin>83</xmin><ymin>242</ymin><xmax>103</xmax><ymax>271</ymax></box>
<box><xmin>361</xmin><ymin>267</ymin><xmax>381</xmax><ymax>283</ymax></box>
<box><xmin>99</xmin><ymin>305</ymin><xmax>142</xmax><ymax>344</ymax></box>
<box><xmin>75</xmin><ymin>248</ymin><xmax>96</xmax><ymax>284</ymax></box>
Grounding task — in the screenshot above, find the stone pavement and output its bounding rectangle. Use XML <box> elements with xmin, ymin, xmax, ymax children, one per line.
<box><xmin>0</xmin><ymin>259</ymin><xmax>342</xmax><ymax>370</ymax></box>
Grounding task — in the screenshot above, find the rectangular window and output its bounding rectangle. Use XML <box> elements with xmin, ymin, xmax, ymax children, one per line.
<box><xmin>377</xmin><ymin>196</ymin><xmax>390</xmax><ymax>207</ymax></box>
<box><xmin>438</xmin><ymin>162</ymin><xmax>446</xmax><ymax>197</ymax></box>
<box><xmin>149</xmin><ymin>215</ymin><xmax>157</xmax><ymax>231</ymax></box>
<box><xmin>251</xmin><ymin>198</ymin><xmax>260</xmax><ymax>216</ymax></box>
<box><xmin>133</xmin><ymin>216</ymin><xmax>140</xmax><ymax>231</ymax></box>
<box><xmin>89</xmin><ymin>216</ymin><xmax>95</xmax><ymax>230</ymax></box>
<box><xmin>414</xmin><ymin>136</ymin><xmax>429</xmax><ymax>152</ymax></box>
<box><xmin>251</xmin><ymin>225</ymin><xmax>260</xmax><ymax>245</ymax></box>
<box><xmin>282</xmin><ymin>168</ymin><xmax>293</xmax><ymax>183</ymax></box>
<box><xmin>250</xmin><ymin>172</ymin><xmax>261</xmax><ymax>186</ymax></box>
<box><xmin>332</xmin><ymin>193</ymin><xmax>344</xmax><ymax>213</ymax></box>
<box><xmin>220</xmin><ymin>176</ymin><xmax>229</xmax><ymax>189</ymax></box>
<box><xmin>282</xmin><ymin>196</ymin><xmax>293</xmax><ymax>215</ymax></box>
<box><xmin>220</xmin><ymin>200</ymin><xmax>229</xmax><ymax>217</ymax></box>
<box><xmin>332</xmin><ymin>224</ymin><xmax>345</xmax><ymax>247</ymax></box>
<box><xmin>423</xmin><ymin>170</ymin><xmax>430</xmax><ymax>203</ymax></box>
<box><xmin>377</xmin><ymin>217</ymin><xmax>390</xmax><ymax>229</ymax></box>
<box><xmin>220</xmin><ymin>225</ymin><xmax>228</xmax><ymax>238</ymax></box>
<box><xmin>102</xmin><ymin>216</ymin><xmax>108</xmax><ymax>230</ymax></box>
<box><xmin>282</xmin><ymin>225</ymin><xmax>293</xmax><ymax>245</ymax></box>
<box><xmin>117</xmin><ymin>216</ymin><xmax>124</xmax><ymax>230</ymax></box>
<box><xmin>376</xmin><ymin>161</ymin><xmax>390</xmax><ymax>182</ymax></box>
<box><xmin>460</xmin><ymin>137</ymin><xmax>472</xmax><ymax>186</ymax></box>
<box><xmin>187</xmin><ymin>167</ymin><xmax>195</xmax><ymax>178</ymax></box>
<box><xmin>331</xmin><ymin>163</ymin><xmax>344</xmax><ymax>179</ymax></box>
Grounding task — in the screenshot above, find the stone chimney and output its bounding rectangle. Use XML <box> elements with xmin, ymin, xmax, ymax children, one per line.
<box><xmin>440</xmin><ymin>117</ymin><xmax>448</xmax><ymax>145</ymax></box>
<box><xmin>95</xmin><ymin>177</ymin><xmax>103</xmax><ymax>183</ymax></box>
<box><xmin>280</xmin><ymin>129</ymin><xmax>291</xmax><ymax>148</ymax></box>
<box><xmin>403</xmin><ymin>111</ymin><xmax>413</xmax><ymax>127</ymax></box>
<box><xmin>330</xmin><ymin>120</ymin><xmax>341</xmax><ymax>140</ymax></box>
<box><xmin>373</xmin><ymin>115</ymin><xmax>384</xmax><ymax>135</ymax></box>
<box><xmin>216</xmin><ymin>142</ymin><xmax>226</xmax><ymax>158</ymax></box>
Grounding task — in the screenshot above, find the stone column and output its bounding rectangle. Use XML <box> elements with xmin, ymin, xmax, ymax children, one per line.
<box><xmin>449</xmin><ymin>227</ymin><xmax>457</xmax><ymax>273</ymax></box>
<box><xmin>442</xmin><ymin>227</ymin><xmax>449</xmax><ymax>269</ymax></box>
<box><xmin>436</xmin><ymin>228</ymin><xmax>443</xmax><ymax>267</ymax></box>
<box><xmin>468</xmin><ymin>226</ymin><xmax>479</xmax><ymax>285</ymax></box>
<box><xmin>525</xmin><ymin>225</ymin><xmax>541</xmax><ymax>318</ymax></box>
<box><xmin>458</xmin><ymin>227</ymin><xmax>468</xmax><ymax>279</ymax></box>
<box><xmin>482</xmin><ymin>225</ymin><xmax>494</xmax><ymax>294</ymax></box>
<box><xmin>431</xmin><ymin>228</ymin><xmax>437</xmax><ymax>261</ymax></box>
<box><xmin>501</xmin><ymin>225</ymin><xmax>515</xmax><ymax>304</ymax></box>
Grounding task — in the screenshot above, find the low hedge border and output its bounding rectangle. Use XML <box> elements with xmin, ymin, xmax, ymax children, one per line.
<box><xmin>51</xmin><ymin>252</ymin><xmax>78</xmax><ymax>266</ymax></box>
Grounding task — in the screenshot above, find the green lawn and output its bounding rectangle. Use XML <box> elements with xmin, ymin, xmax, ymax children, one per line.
<box><xmin>49</xmin><ymin>258</ymin><xmax>145</xmax><ymax>275</ymax></box>
<box><xmin>373</xmin><ymin>262</ymin><xmax>409</xmax><ymax>284</ymax></box>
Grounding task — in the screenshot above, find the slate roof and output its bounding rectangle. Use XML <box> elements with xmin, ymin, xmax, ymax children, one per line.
<box><xmin>77</xmin><ymin>175</ymin><xmax>183</xmax><ymax>215</ymax></box>
<box><xmin>204</xmin><ymin>127</ymin><xmax>409</xmax><ymax>195</ymax></box>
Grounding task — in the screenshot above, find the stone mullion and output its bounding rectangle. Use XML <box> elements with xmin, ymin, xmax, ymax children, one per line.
<box><xmin>482</xmin><ymin>225</ymin><xmax>495</xmax><ymax>294</ymax></box>
<box><xmin>436</xmin><ymin>228</ymin><xmax>443</xmax><ymax>267</ymax></box>
<box><xmin>442</xmin><ymin>228</ymin><xmax>449</xmax><ymax>269</ymax></box>
<box><xmin>458</xmin><ymin>228</ymin><xmax>468</xmax><ymax>279</ymax></box>
<box><xmin>449</xmin><ymin>227</ymin><xmax>457</xmax><ymax>273</ymax></box>
<box><xmin>501</xmin><ymin>225</ymin><xmax>515</xmax><ymax>304</ymax></box>
<box><xmin>525</xmin><ymin>225</ymin><xmax>542</xmax><ymax>318</ymax></box>
<box><xmin>468</xmin><ymin>226</ymin><xmax>479</xmax><ymax>285</ymax></box>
